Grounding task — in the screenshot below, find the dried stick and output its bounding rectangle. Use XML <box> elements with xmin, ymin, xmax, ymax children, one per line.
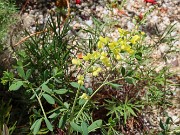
<box><xmin>20</xmin><ymin>0</ymin><xmax>30</xmax><ymax>15</ymax></box>
<box><xmin>13</xmin><ymin>30</ymin><xmax>48</xmax><ymax>47</ymax></box>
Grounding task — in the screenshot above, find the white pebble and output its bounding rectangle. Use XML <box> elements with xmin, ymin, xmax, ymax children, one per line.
<box><xmin>85</xmin><ymin>20</ymin><xmax>93</xmax><ymax>26</ymax></box>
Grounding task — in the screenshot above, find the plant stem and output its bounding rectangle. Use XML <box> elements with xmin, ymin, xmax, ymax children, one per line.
<box><xmin>70</xmin><ymin>86</ymin><xmax>81</xmax><ymax>121</ymax></box>
<box><xmin>30</xmin><ymin>76</ymin><xmax>54</xmax><ymax>119</ymax></box>
<box><xmin>74</xmin><ymin>64</ymin><xmax>123</xmax><ymax>120</ymax></box>
<box><xmin>32</xmin><ymin>88</ymin><xmax>47</xmax><ymax>119</ymax></box>
<box><xmin>75</xmin><ymin>75</ymin><xmax>110</xmax><ymax>120</ymax></box>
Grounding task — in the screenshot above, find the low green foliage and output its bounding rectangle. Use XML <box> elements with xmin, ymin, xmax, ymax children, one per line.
<box><xmin>0</xmin><ymin>100</ymin><xmax>16</xmax><ymax>135</ymax></box>
<box><xmin>0</xmin><ymin>0</ymin><xmax>17</xmax><ymax>53</ymax></box>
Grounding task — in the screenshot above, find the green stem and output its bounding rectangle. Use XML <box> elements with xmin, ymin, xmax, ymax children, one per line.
<box><xmin>52</xmin><ymin>94</ymin><xmax>66</xmax><ymax>108</ymax></box>
<box><xmin>74</xmin><ymin>64</ymin><xmax>123</xmax><ymax>120</ymax></box>
<box><xmin>70</xmin><ymin>59</ymin><xmax>97</xmax><ymax>119</ymax></box>
<box><xmin>32</xmin><ymin>88</ymin><xmax>47</xmax><ymax>119</ymax></box>
<box><xmin>75</xmin><ymin>75</ymin><xmax>110</xmax><ymax>120</ymax></box>
<box><xmin>68</xmin><ymin>86</ymin><xmax>81</xmax><ymax>135</ymax></box>
<box><xmin>30</xmin><ymin>76</ymin><xmax>54</xmax><ymax>119</ymax></box>
<box><xmin>70</xmin><ymin>86</ymin><xmax>81</xmax><ymax>121</ymax></box>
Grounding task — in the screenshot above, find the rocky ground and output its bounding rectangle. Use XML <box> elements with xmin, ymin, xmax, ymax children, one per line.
<box><xmin>8</xmin><ymin>0</ymin><xmax>180</xmax><ymax>133</ymax></box>
<box><xmin>19</xmin><ymin>0</ymin><xmax>180</xmax><ymax>71</ymax></box>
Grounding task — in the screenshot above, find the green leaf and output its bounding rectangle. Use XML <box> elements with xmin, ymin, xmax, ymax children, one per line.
<box><xmin>135</xmin><ymin>52</ymin><xmax>142</xmax><ymax>61</ymax></box>
<box><xmin>70</xmin><ymin>82</ymin><xmax>79</xmax><ymax>88</ymax></box>
<box><xmin>52</xmin><ymin>67</ymin><xmax>58</xmax><ymax>76</ymax></box>
<box><xmin>64</xmin><ymin>102</ymin><xmax>69</xmax><ymax>109</ymax></box>
<box><xmin>48</xmin><ymin>111</ymin><xmax>60</xmax><ymax>119</ymax></box>
<box><xmin>126</xmin><ymin>70</ymin><xmax>134</xmax><ymax>76</ymax></box>
<box><xmin>70</xmin><ymin>122</ymin><xmax>82</xmax><ymax>133</ymax></box>
<box><xmin>124</xmin><ymin>111</ymin><xmax>127</xmax><ymax>124</ymax></box>
<box><xmin>79</xmin><ymin>99</ymin><xmax>86</xmax><ymax>105</ymax></box>
<box><xmin>58</xmin><ymin>113</ymin><xmax>68</xmax><ymax>129</ymax></box>
<box><xmin>87</xmin><ymin>88</ymin><xmax>93</xmax><ymax>95</ymax></box>
<box><xmin>30</xmin><ymin>93</ymin><xmax>36</xmax><ymax>100</ymax></box>
<box><xmin>125</xmin><ymin>77</ymin><xmax>135</xmax><ymax>84</ymax></box>
<box><xmin>54</xmin><ymin>89</ymin><xmax>68</xmax><ymax>95</ymax></box>
<box><xmin>108</xmin><ymin>83</ymin><xmax>122</xmax><ymax>89</ymax></box>
<box><xmin>44</xmin><ymin>118</ymin><xmax>53</xmax><ymax>131</ymax></box>
<box><xmin>30</xmin><ymin>119</ymin><xmax>38</xmax><ymax>130</ymax></box>
<box><xmin>9</xmin><ymin>81</ymin><xmax>23</xmax><ymax>91</ymax></box>
<box><xmin>70</xmin><ymin>82</ymin><xmax>86</xmax><ymax>91</ymax></box>
<box><xmin>25</xmin><ymin>69</ymin><xmax>32</xmax><ymax>80</ymax></box>
<box><xmin>17</xmin><ymin>66</ymin><xmax>26</xmax><ymax>79</ymax></box>
<box><xmin>42</xmin><ymin>84</ymin><xmax>52</xmax><ymax>94</ymax></box>
<box><xmin>36</xmin><ymin>128</ymin><xmax>49</xmax><ymax>134</ymax></box>
<box><xmin>126</xmin><ymin>106</ymin><xmax>137</xmax><ymax>117</ymax></box>
<box><xmin>33</xmin><ymin>118</ymin><xmax>42</xmax><ymax>135</ymax></box>
<box><xmin>43</xmin><ymin>70</ymin><xmax>49</xmax><ymax>80</ymax></box>
<box><xmin>166</xmin><ymin>117</ymin><xmax>172</xmax><ymax>124</ymax></box>
<box><xmin>121</xmin><ymin>67</ymin><xmax>126</xmax><ymax>76</ymax></box>
<box><xmin>42</xmin><ymin>94</ymin><xmax>55</xmax><ymax>104</ymax></box>
<box><xmin>159</xmin><ymin>119</ymin><xmax>165</xmax><ymax>130</ymax></box>
<box><xmin>81</xmin><ymin>121</ymin><xmax>88</xmax><ymax>135</ymax></box>
<box><xmin>88</xmin><ymin>120</ymin><xmax>102</xmax><ymax>133</ymax></box>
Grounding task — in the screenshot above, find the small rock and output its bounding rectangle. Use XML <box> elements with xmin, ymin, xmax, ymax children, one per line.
<box><xmin>85</xmin><ymin>20</ymin><xmax>93</xmax><ymax>26</ymax></box>
<box><xmin>22</xmin><ymin>14</ymin><xmax>35</xmax><ymax>28</ymax></box>
<box><xmin>127</xmin><ymin>21</ymin><xmax>135</xmax><ymax>30</ymax></box>
<box><xmin>159</xmin><ymin>44</ymin><xmax>170</xmax><ymax>53</ymax></box>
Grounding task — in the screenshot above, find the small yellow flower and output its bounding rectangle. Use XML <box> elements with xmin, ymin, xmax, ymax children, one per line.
<box><xmin>127</xmin><ymin>49</ymin><xmax>135</xmax><ymax>54</ymax></box>
<box><xmin>141</xmin><ymin>32</ymin><xmax>145</xmax><ymax>35</ymax></box>
<box><xmin>83</xmin><ymin>53</ymin><xmax>92</xmax><ymax>61</ymax></box>
<box><xmin>97</xmin><ymin>41</ymin><xmax>103</xmax><ymax>49</ymax></box>
<box><xmin>92</xmin><ymin>67</ymin><xmax>102</xmax><ymax>76</ymax></box>
<box><xmin>101</xmin><ymin>57</ymin><xmax>111</xmax><ymax>67</ymax></box>
<box><xmin>80</xmin><ymin>93</ymin><xmax>89</xmax><ymax>100</ymax></box>
<box><xmin>77</xmin><ymin>75</ymin><xmax>84</xmax><ymax>80</ymax></box>
<box><xmin>115</xmin><ymin>54</ymin><xmax>121</xmax><ymax>60</ymax></box>
<box><xmin>121</xmin><ymin>44</ymin><xmax>126</xmax><ymax>50</ymax></box>
<box><xmin>131</xmin><ymin>35</ymin><xmax>140</xmax><ymax>44</ymax></box>
<box><xmin>72</xmin><ymin>58</ymin><xmax>81</xmax><ymax>65</ymax></box>
<box><xmin>112</xmin><ymin>49</ymin><xmax>119</xmax><ymax>55</ymax></box>
<box><xmin>119</xmin><ymin>40</ymin><xmax>127</xmax><ymax>48</ymax></box>
<box><xmin>108</xmin><ymin>42</ymin><xmax>118</xmax><ymax>50</ymax></box>
<box><xmin>118</xmin><ymin>28</ymin><xmax>128</xmax><ymax>36</ymax></box>
<box><xmin>99</xmin><ymin>36</ymin><xmax>109</xmax><ymax>44</ymax></box>
<box><xmin>92</xmin><ymin>51</ymin><xmax>100</xmax><ymax>59</ymax></box>
<box><xmin>92</xmin><ymin>71</ymin><xmax>98</xmax><ymax>76</ymax></box>
<box><xmin>124</xmin><ymin>45</ymin><xmax>131</xmax><ymax>51</ymax></box>
<box><xmin>77</xmin><ymin>75</ymin><xmax>84</xmax><ymax>85</ymax></box>
<box><xmin>78</xmin><ymin>80</ymin><xmax>84</xmax><ymax>85</ymax></box>
<box><xmin>100</xmin><ymin>52</ymin><xmax>108</xmax><ymax>60</ymax></box>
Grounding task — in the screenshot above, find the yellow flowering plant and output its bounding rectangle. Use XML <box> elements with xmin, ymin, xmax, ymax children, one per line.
<box><xmin>69</xmin><ymin>27</ymin><xmax>146</xmax><ymax>124</ymax></box>
<box><xmin>68</xmin><ymin>21</ymin><xmax>176</xmax><ymax>134</ymax></box>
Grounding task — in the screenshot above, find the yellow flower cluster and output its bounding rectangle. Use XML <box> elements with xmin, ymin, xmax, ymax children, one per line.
<box><xmin>92</xmin><ymin>66</ymin><xmax>102</xmax><ymax>76</ymax></box>
<box><xmin>71</xmin><ymin>28</ymin><xmax>143</xmax><ymax>86</ymax></box>
<box><xmin>131</xmin><ymin>35</ymin><xmax>140</xmax><ymax>44</ymax></box>
<box><xmin>97</xmin><ymin>36</ymin><xmax>109</xmax><ymax>49</ymax></box>
<box><xmin>80</xmin><ymin>93</ymin><xmax>89</xmax><ymax>100</ymax></box>
<box><xmin>100</xmin><ymin>52</ymin><xmax>111</xmax><ymax>67</ymax></box>
<box><xmin>72</xmin><ymin>58</ymin><xmax>81</xmax><ymax>65</ymax></box>
<box><xmin>77</xmin><ymin>75</ymin><xmax>84</xmax><ymax>85</ymax></box>
<box><xmin>118</xmin><ymin>28</ymin><xmax>129</xmax><ymax>36</ymax></box>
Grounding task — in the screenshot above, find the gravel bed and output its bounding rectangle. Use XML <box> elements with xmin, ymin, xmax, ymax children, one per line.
<box><xmin>20</xmin><ymin>0</ymin><xmax>179</xmax><ymax>69</ymax></box>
